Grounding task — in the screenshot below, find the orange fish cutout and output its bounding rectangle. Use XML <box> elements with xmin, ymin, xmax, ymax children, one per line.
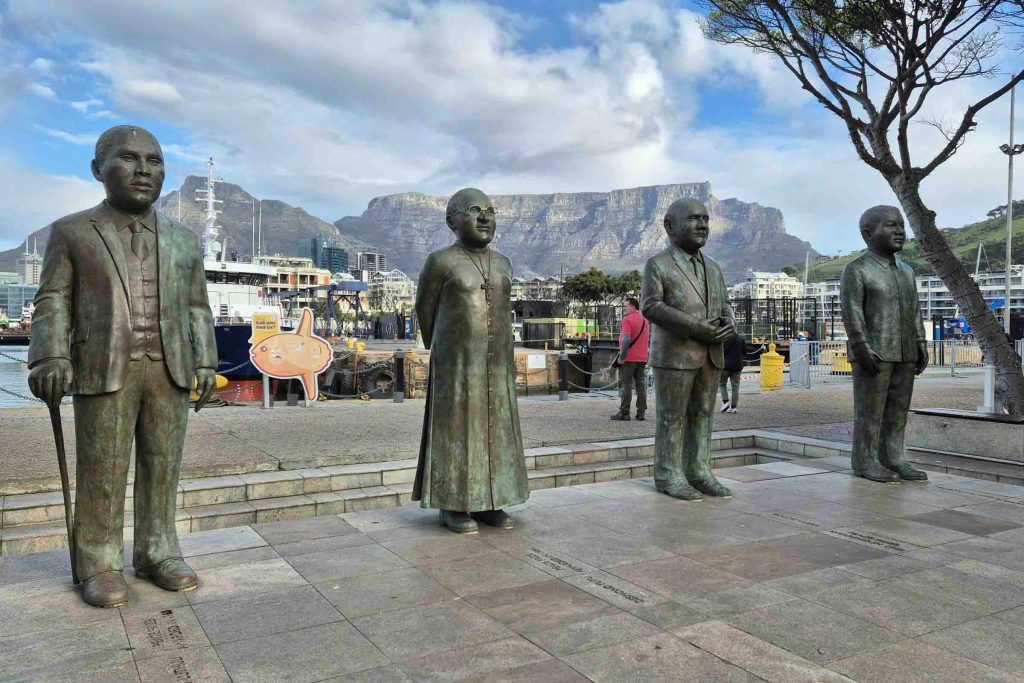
<box><xmin>249</xmin><ymin>308</ymin><xmax>332</xmax><ymax>401</ymax></box>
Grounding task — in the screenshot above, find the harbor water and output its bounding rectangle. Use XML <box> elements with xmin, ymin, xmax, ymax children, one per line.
<box><xmin>0</xmin><ymin>347</ymin><xmax>32</xmax><ymax>408</ymax></box>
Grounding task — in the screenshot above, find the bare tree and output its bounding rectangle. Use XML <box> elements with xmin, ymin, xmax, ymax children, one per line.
<box><xmin>702</xmin><ymin>0</ymin><xmax>1024</xmax><ymax>411</ymax></box>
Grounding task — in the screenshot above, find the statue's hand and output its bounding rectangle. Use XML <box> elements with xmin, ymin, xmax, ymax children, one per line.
<box><xmin>915</xmin><ymin>342</ymin><xmax>929</xmax><ymax>376</ymax></box>
<box><xmin>851</xmin><ymin>342</ymin><xmax>881</xmax><ymax>377</ymax></box>
<box><xmin>712</xmin><ymin>317</ymin><xmax>736</xmax><ymax>343</ymax></box>
<box><xmin>28</xmin><ymin>359</ymin><xmax>73</xmax><ymax>407</ymax></box>
<box><xmin>194</xmin><ymin>369</ymin><xmax>217</xmax><ymax>413</ymax></box>
<box><xmin>693</xmin><ymin>319</ymin><xmax>722</xmax><ymax>344</ymax></box>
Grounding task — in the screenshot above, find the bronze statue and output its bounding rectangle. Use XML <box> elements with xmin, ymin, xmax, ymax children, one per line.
<box><xmin>641</xmin><ymin>198</ymin><xmax>736</xmax><ymax>500</ymax></box>
<box><xmin>28</xmin><ymin>126</ymin><xmax>217</xmax><ymax>607</ymax></box>
<box><xmin>413</xmin><ymin>188</ymin><xmax>529</xmax><ymax>533</ymax></box>
<box><xmin>841</xmin><ymin>206</ymin><xmax>929</xmax><ymax>482</ymax></box>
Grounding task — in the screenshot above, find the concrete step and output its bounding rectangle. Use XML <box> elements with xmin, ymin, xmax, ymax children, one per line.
<box><xmin>0</xmin><ymin>438</ymin><xmax>781</xmax><ymax>557</ymax></box>
<box><xmin>908</xmin><ymin>447</ymin><xmax>1024</xmax><ymax>486</ymax></box>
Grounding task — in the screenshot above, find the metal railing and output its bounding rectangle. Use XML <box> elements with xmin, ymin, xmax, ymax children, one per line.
<box><xmin>789</xmin><ymin>339</ymin><xmax>987</xmax><ymax>389</ymax></box>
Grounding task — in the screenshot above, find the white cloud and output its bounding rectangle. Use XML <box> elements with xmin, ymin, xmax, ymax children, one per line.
<box><xmin>0</xmin><ymin>155</ymin><xmax>103</xmax><ymax>248</ymax></box>
<box><xmin>27</xmin><ymin>81</ymin><xmax>57</xmax><ymax>101</ymax></box>
<box><xmin>30</xmin><ymin>57</ymin><xmax>54</xmax><ymax>77</ymax></box>
<box><xmin>69</xmin><ymin>97</ymin><xmax>102</xmax><ymax>112</ymax></box>
<box><xmin>1</xmin><ymin>0</ymin><xmax>1020</xmax><ymax>258</ymax></box>
<box><xmin>39</xmin><ymin>126</ymin><xmax>96</xmax><ymax>146</ymax></box>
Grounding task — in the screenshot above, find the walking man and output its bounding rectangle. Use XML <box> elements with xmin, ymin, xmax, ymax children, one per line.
<box><xmin>611</xmin><ymin>297</ymin><xmax>649</xmax><ymax>421</ymax></box>
<box><xmin>719</xmin><ymin>332</ymin><xmax>745</xmax><ymax>413</ymax></box>
<box><xmin>28</xmin><ymin>126</ymin><xmax>217</xmax><ymax>607</ymax></box>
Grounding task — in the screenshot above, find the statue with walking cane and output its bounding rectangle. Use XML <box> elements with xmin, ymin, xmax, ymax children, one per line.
<box><xmin>28</xmin><ymin>126</ymin><xmax>217</xmax><ymax>607</ymax></box>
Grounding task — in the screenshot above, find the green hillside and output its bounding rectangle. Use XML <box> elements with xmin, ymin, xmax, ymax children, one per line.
<box><xmin>788</xmin><ymin>211</ymin><xmax>1024</xmax><ymax>282</ymax></box>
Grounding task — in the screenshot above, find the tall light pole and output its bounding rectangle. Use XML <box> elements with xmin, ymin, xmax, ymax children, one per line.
<box><xmin>1000</xmin><ymin>83</ymin><xmax>1024</xmax><ymax>336</ymax></box>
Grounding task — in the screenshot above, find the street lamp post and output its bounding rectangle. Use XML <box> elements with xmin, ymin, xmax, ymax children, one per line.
<box><xmin>1000</xmin><ymin>84</ymin><xmax>1024</xmax><ymax>336</ymax></box>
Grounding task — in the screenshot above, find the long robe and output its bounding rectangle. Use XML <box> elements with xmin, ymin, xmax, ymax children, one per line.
<box><xmin>412</xmin><ymin>242</ymin><xmax>529</xmax><ymax>512</ymax></box>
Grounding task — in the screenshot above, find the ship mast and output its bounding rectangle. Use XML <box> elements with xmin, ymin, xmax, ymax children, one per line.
<box><xmin>195</xmin><ymin>157</ymin><xmax>223</xmax><ymax>261</ymax></box>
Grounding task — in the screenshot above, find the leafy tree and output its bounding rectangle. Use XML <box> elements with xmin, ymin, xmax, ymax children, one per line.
<box><xmin>608</xmin><ymin>270</ymin><xmax>643</xmax><ymax>303</ymax></box>
<box><xmin>562</xmin><ymin>267</ymin><xmax>612</xmax><ymax>326</ymax></box>
<box><xmin>702</xmin><ymin>0</ymin><xmax>1024</xmax><ymax>411</ymax></box>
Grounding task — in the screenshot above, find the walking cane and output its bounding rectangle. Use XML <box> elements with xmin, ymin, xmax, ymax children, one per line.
<box><xmin>47</xmin><ymin>399</ymin><xmax>78</xmax><ymax>585</ymax></box>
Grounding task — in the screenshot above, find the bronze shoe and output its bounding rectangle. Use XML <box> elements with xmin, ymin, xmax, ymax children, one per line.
<box><xmin>856</xmin><ymin>465</ymin><xmax>901</xmax><ymax>483</ymax></box>
<box><xmin>471</xmin><ymin>509</ymin><xmax>515</xmax><ymax>529</ymax></box>
<box><xmin>82</xmin><ymin>570</ymin><xmax>129</xmax><ymax>608</ymax></box>
<box><xmin>440</xmin><ymin>510</ymin><xmax>479</xmax><ymax>534</ymax></box>
<box><xmin>659</xmin><ymin>484</ymin><xmax>703</xmax><ymax>501</ymax></box>
<box><xmin>690</xmin><ymin>478</ymin><xmax>733</xmax><ymax>498</ymax></box>
<box><xmin>890</xmin><ymin>463</ymin><xmax>929</xmax><ymax>481</ymax></box>
<box><xmin>610</xmin><ymin>412</ymin><xmax>631</xmax><ymax>421</ymax></box>
<box><xmin>136</xmin><ymin>558</ymin><xmax>199</xmax><ymax>592</ymax></box>
<box><xmin>635</xmin><ymin>411</ymin><xmax>646</xmax><ymax>421</ymax></box>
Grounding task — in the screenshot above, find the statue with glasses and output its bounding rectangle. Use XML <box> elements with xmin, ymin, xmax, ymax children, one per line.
<box><xmin>413</xmin><ymin>188</ymin><xmax>529</xmax><ymax>534</ymax></box>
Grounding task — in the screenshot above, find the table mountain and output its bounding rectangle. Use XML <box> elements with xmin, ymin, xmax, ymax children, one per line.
<box><xmin>334</xmin><ymin>182</ymin><xmax>816</xmax><ymax>282</ymax></box>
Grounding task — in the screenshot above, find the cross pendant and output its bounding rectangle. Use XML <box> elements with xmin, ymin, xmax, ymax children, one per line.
<box><xmin>481</xmin><ymin>281</ymin><xmax>493</xmax><ymax>293</ymax></box>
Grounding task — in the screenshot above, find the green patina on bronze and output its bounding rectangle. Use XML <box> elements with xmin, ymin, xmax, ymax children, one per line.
<box><xmin>413</xmin><ymin>188</ymin><xmax>529</xmax><ymax>523</ymax></box>
<box><xmin>27</xmin><ymin>126</ymin><xmax>217</xmax><ymax>606</ymax></box>
<box><xmin>642</xmin><ymin>198</ymin><xmax>737</xmax><ymax>500</ymax></box>
<box><xmin>841</xmin><ymin>205</ymin><xmax>930</xmax><ymax>483</ymax></box>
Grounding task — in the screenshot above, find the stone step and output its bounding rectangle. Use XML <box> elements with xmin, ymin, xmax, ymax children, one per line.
<box><xmin>0</xmin><ymin>442</ymin><xmax>782</xmax><ymax>557</ymax></box>
<box><xmin>0</xmin><ymin>435</ymin><xmax>752</xmax><ymax>530</ymax></box>
<box><xmin>908</xmin><ymin>447</ymin><xmax>1024</xmax><ymax>486</ymax></box>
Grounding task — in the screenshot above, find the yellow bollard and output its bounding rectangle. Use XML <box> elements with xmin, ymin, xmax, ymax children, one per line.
<box><xmin>356</xmin><ymin>342</ymin><xmax>366</xmax><ymax>353</ymax></box>
<box><xmin>760</xmin><ymin>343</ymin><xmax>784</xmax><ymax>392</ymax></box>
<box><xmin>346</xmin><ymin>338</ymin><xmax>355</xmax><ymax>349</ymax></box>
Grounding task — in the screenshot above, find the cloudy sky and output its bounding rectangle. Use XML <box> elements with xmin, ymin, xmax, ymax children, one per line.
<box><xmin>0</xmin><ymin>0</ymin><xmax>1020</xmax><ymax>254</ymax></box>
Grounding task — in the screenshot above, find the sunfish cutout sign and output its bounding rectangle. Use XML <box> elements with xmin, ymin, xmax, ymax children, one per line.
<box><xmin>249</xmin><ymin>308</ymin><xmax>332</xmax><ymax>401</ymax></box>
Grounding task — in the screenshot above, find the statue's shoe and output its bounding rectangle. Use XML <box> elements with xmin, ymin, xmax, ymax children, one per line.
<box><xmin>83</xmin><ymin>570</ymin><xmax>128</xmax><ymax>608</ymax></box>
<box><xmin>136</xmin><ymin>558</ymin><xmax>199</xmax><ymax>592</ymax></box>
<box><xmin>440</xmin><ymin>510</ymin><xmax>479</xmax><ymax>534</ymax></box>
<box><xmin>658</xmin><ymin>484</ymin><xmax>703</xmax><ymax>501</ymax></box>
<box><xmin>856</xmin><ymin>465</ymin><xmax>900</xmax><ymax>483</ymax></box>
<box><xmin>471</xmin><ymin>509</ymin><xmax>515</xmax><ymax>529</ymax></box>
<box><xmin>890</xmin><ymin>463</ymin><xmax>929</xmax><ymax>481</ymax></box>
<box><xmin>690</xmin><ymin>478</ymin><xmax>733</xmax><ymax>498</ymax></box>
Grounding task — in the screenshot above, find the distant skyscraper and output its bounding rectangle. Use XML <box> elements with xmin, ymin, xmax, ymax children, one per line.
<box><xmin>320</xmin><ymin>244</ymin><xmax>349</xmax><ymax>274</ymax></box>
<box><xmin>16</xmin><ymin>240</ymin><xmax>42</xmax><ymax>285</ymax></box>
<box><xmin>357</xmin><ymin>251</ymin><xmax>387</xmax><ymax>275</ymax></box>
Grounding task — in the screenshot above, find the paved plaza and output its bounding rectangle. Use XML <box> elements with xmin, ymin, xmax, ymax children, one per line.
<box><xmin>4</xmin><ymin>456</ymin><xmax>1024</xmax><ymax>682</ymax></box>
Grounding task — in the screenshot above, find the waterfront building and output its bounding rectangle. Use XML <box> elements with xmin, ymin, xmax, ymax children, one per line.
<box><xmin>300</xmin><ymin>238</ymin><xmax>350</xmax><ymax>274</ymax></box>
<box><xmin>728</xmin><ymin>270</ymin><xmax>803</xmax><ymax>300</ymax></box>
<box><xmin>917</xmin><ymin>265</ymin><xmax>1024</xmax><ymax>329</ymax></box>
<box><xmin>802</xmin><ymin>279</ymin><xmax>846</xmax><ymax>339</ymax></box>
<box><xmin>510</xmin><ymin>276</ymin><xmax>564</xmax><ymax>301</ymax></box>
<box><xmin>0</xmin><ymin>272</ymin><xmax>20</xmax><ymax>284</ymax></box>
<box><xmin>255</xmin><ymin>254</ymin><xmax>332</xmax><ymax>309</ymax></box>
<box><xmin>368</xmin><ymin>268</ymin><xmax>416</xmax><ymax>312</ymax></box>
<box><xmin>0</xmin><ymin>283</ymin><xmax>38</xmax><ymax>321</ymax></box>
<box><xmin>16</xmin><ymin>241</ymin><xmax>42</xmax><ymax>285</ymax></box>
<box><xmin>356</xmin><ymin>251</ymin><xmax>387</xmax><ymax>275</ymax></box>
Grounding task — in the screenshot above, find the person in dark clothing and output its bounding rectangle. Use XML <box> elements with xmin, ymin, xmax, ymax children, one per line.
<box><xmin>719</xmin><ymin>333</ymin><xmax>745</xmax><ymax>413</ymax></box>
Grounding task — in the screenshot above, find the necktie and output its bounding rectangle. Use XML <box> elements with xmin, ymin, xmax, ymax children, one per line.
<box><xmin>129</xmin><ymin>219</ymin><xmax>148</xmax><ymax>261</ymax></box>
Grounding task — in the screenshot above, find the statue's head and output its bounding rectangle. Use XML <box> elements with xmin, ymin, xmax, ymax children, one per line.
<box><xmin>91</xmin><ymin>125</ymin><xmax>164</xmax><ymax>215</ymax></box>
<box><xmin>859</xmin><ymin>205</ymin><xmax>906</xmax><ymax>255</ymax></box>
<box><xmin>446</xmin><ymin>187</ymin><xmax>495</xmax><ymax>249</ymax></box>
<box><xmin>664</xmin><ymin>197</ymin><xmax>709</xmax><ymax>254</ymax></box>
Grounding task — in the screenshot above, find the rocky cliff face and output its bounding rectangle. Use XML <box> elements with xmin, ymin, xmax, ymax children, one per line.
<box><xmin>335</xmin><ymin>183</ymin><xmax>816</xmax><ymax>282</ymax></box>
<box><xmin>0</xmin><ymin>176</ymin><xmax>370</xmax><ymax>271</ymax></box>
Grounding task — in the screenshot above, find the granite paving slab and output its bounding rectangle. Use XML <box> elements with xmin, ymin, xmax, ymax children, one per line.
<box><xmin>2</xmin><ymin>467</ymin><xmax>1024</xmax><ymax>681</ymax></box>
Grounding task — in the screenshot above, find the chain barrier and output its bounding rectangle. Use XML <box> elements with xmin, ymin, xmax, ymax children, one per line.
<box><xmin>0</xmin><ymin>385</ymin><xmax>44</xmax><ymax>403</ymax></box>
<box><xmin>566</xmin><ymin>358</ymin><xmax>616</xmax><ymax>377</ymax></box>
<box><xmin>0</xmin><ymin>351</ymin><xmax>28</xmax><ymax>363</ymax></box>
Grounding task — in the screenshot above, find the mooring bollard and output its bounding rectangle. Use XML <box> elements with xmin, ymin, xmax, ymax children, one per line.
<box><xmin>394</xmin><ymin>349</ymin><xmax>406</xmax><ymax>403</ymax></box>
<box><xmin>558</xmin><ymin>350</ymin><xmax>569</xmax><ymax>401</ymax></box>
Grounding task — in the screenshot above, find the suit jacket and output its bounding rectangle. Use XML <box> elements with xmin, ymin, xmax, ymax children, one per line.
<box><xmin>840</xmin><ymin>250</ymin><xmax>925</xmax><ymax>363</ymax></box>
<box><xmin>641</xmin><ymin>246</ymin><xmax>734</xmax><ymax>370</ymax></box>
<box><xmin>28</xmin><ymin>202</ymin><xmax>217</xmax><ymax>394</ymax></box>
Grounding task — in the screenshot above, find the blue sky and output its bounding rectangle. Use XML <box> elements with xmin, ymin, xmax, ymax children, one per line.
<box><xmin>0</xmin><ymin>0</ymin><xmax>1020</xmax><ymax>256</ymax></box>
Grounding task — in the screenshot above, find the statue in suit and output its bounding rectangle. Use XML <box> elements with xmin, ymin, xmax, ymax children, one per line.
<box><xmin>841</xmin><ymin>206</ymin><xmax>929</xmax><ymax>483</ymax></box>
<box><xmin>28</xmin><ymin>126</ymin><xmax>218</xmax><ymax>607</ymax></box>
<box><xmin>641</xmin><ymin>198</ymin><xmax>736</xmax><ymax>501</ymax></box>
